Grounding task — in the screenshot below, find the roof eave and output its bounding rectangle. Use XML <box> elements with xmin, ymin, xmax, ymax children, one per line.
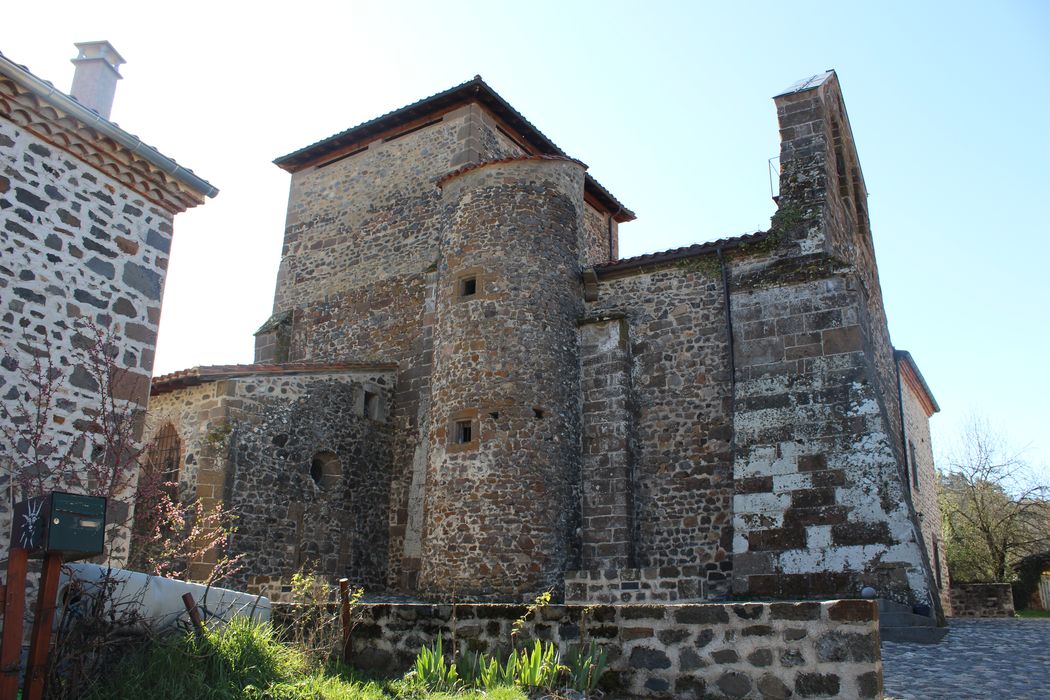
<box><xmin>894</xmin><ymin>350</ymin><xmax>941</xmax><ymax>414</ymax></box>
<box><xmin>0</xmin><ymin>51</ymin><xmax>218</xmax><ymax>201</ymax></box>
<box><xmin>272</xmin><ymin>76</ymin><xmax>634</xmax><ymax>220</ymax></box>
<box><xmin>594</xmin><ymin>231</ymin><xmax>769</xmax><ymax>278</ymax></box>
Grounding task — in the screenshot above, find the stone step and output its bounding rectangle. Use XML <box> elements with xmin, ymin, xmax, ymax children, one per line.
<box><xmin>880</xmin><ymin>625</ymin><xmax>949</xmax><ymax>644</ymax></box>
<box><xmin>880</xmin><ymin>611</ymin><xmax>936</xmax><ymax>627</ymax></box>
<box><xmin>877</xmin><ymin>598</ymin><xmax>912</xmax><ymax>614</ymax></box>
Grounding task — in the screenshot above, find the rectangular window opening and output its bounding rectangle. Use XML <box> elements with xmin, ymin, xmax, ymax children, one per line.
<box><xmin>460</xmin><ymin>277</ymin><xmax>477</xmax><ymax>297</ymax></box>
<box><xmin>909</xmin><ymin>441</ymin><xmax>919</xmax><ymax>489</ymax></box>
<box><xmin>363</xmin><ymin>390</ymin><xmax>377</xmax><ymax>418</ymax></box>
<box><xmin>455</xmin><ymin>420</ymin><xmax>473</xmax><ymax>444</ymax></box>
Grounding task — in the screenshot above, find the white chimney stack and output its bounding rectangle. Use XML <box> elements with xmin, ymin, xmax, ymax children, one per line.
<box><xmin>69</xmin><ymin>41</ymin><xmax>125</xmax><ymax>120</ymax></box>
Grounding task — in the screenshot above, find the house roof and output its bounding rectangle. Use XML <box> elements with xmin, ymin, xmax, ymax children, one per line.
<box><xmin>273</xmin><ymin>75</ymin><xmax>635</xmax><ymax>222</ymax></box>
<box><xmin>0</xmin><ymin>49</ymin><xmax>218</xmax><ymax>203</ymax></box>
<box><xmin>895</xmin><ymin>350</ymin><xmax>940</xmax><ymax>415</ymax></box>
<box><xmin>594</xmin><ymin>231</ymin><xmax>770</xmax><ymax>277</ymax></box>
<box><xmin>151</xmin><ymin>362</ymin><xmax>398</xmax><ymax>396</ymax></box>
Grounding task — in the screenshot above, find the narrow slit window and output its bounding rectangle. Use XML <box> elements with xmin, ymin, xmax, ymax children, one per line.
<box><xmin>455</xmin><ymin>420</ymin><xmax>473</xmax><ymax>444</ymax></box>
<box><xmin>460</xmin><ymin>277</ymin><xmax>477</xmax><ymax>297</ymax></box>
<box><xmin>363</xmin><ymin>390</ymin><xmax>377</xmax><ymax>418</ymax></box>
<box><xmin>909</xmin><ymin>441</ymin><xmax>919</xmax><ymax>489</ymax></box>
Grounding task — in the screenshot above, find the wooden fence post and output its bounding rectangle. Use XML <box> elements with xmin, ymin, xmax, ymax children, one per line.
<box><xmin>338</xmin><ymin>578</ymin><xmax>351</xmax><ymax>662</ymax></box>
<box><xmin>23</xmin><ymin>552</ymin><xmax>63</xmax><ymax>700</ymax></box>
<box><xmin>0</xmin><ymin>548</ymin><xmax>29</xmax><ymax>700</ymax></box>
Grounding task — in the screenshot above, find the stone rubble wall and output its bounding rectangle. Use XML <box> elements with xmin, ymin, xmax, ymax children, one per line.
<box><xmin>900</xmin><ymin>372</ymin><xmax>951</xmax><ymax>613</ymax></box>
<box><xmin>564</xmin><ymin>566</ymin><xmax>706</xmax><ymax>604</ymax></box>
<box><xmin>949</xmin><ymin>583</ymin><xmax>1015</xmax><ymax>618</ymax></box>
<box><xmin>0</xmin><ymin>117</ymin><xmax>176</xmax><ymax>564</ymax></box>
<box><xmin>145</xmin><ymin>370</ymin><xmax>395</xmax><ymax>585</ymax></box>
<box><xmin>284</xmin><ymin>599</ymin><xmax>881</xmax><ymax>699</ymax></box>
<box><xmin>585</xmin><ymin>263</ymin><xmax>734</xmax><ymax>596</ymax></box>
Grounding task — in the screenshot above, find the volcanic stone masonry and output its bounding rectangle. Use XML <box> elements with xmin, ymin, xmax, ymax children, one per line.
<box><xmin>0</xmin><ymin>47</ymin><xmax>214</xmax><ymax>567</ymax></box>
<box><xmin>147</xmin><ymin>71</ymin><xmax>948</xmax><ymax>617</ymax></box>
<box><xmin>271</xmin><ymin>599</ymin><xmax>883</xmax><ymax>699</ymax></box>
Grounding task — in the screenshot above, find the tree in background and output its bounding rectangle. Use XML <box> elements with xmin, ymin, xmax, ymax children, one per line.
<box><xmin>939</xmin><ymin>417</ymin><xmax>1050</xmax><ymax>583</ymax></box>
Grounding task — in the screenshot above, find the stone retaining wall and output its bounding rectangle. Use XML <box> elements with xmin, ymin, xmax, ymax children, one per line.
<box><xmin>950</xmin><ymin>583</ymin><xmax>1015</xmax><ymax>617</ymax></box>
<box><xmin>276</xmin><ymin>600</ymin><xmax>881</xmax><ymax>698</ymax></box>
<box><xmin>564</xmin><ymin>566</ymin><xmax>706</xmax><ymax>604</ymax></box>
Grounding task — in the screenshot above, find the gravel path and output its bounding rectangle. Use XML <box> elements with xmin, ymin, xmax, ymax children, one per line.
<box><xmin>882</xmin><ymin>618</ymin><xmax>1050</xmax><ymax>699</ymax></box>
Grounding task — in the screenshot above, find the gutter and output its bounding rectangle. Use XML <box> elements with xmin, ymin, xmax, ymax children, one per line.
<box><xmin>0</xmin><ymin>53</ymin><xmax>218</xmax><ymax>200</ymax></box>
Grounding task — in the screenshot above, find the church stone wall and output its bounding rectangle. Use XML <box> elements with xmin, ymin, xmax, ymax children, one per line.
<box><xmin>224</xmin><ymin>377</ymin><xmax>394</xmax><ymax>591</ymax></box>
<box><xmin>900</xmin><ymin>372</ymin><xmax>950</xmax><ymax>613</ymax></box>
<box><xmin>578</xmin><ymin>316</ymin><xmax>636</xmax><ymax>571</ymax></box>
<box><xmin>718</xmin><ymin>74</ymin><xmax>936</xmax><ymax>610</ymax></box>
<box><xmin>0</xmin><ymin>117</ymin><xmax>175</xmax><ymax>564</ymax></box>
<box><xmin>728</xmin><ymin>272</ymin><xmax>927</xmax><ymax>604</ymax></box>
<box><xmin>584</xmin><ymin>263</ymin><xmax>734</xmax><ymax>596</ymax></box>
<box><xmin>145</xmin><ymin>382</ymin><xmax>222</xmax><ymax>497</ymax></box>
<box><xmin>144</xmin><ymin>370</ymin><xmax>394</xmax><ymax>585</ymax></box>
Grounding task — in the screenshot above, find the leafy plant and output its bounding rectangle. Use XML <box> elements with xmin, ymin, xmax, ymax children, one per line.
<box><xmin>564</xmin><ymin>640</ymin><xmax>608</xmax><ymax>692</ymax></box>
<box><xmin>510</xmin><ymin>590</ymin><xmax>551</xmax><ymax>644</ymax></box>
<box><xmin>513</xmin><ymin>639</ymin><xmax>562</xmax><ymax>691</ymax></box>
<box><xmin>478</xmin><ymin>651</ymin><xmax>516</xmax><ymax>690</ymax></box>
<box><xmin>411</xmin><ymin>636</ymin><xmax>461</xmax><ymax>693</ymax></box>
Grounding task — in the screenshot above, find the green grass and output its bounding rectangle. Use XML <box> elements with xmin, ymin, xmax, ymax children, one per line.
<box><xmin>79</xmin><ymin>618</ymin><xmax>528</xmax><ymax>700</ymax></box>
<box><xmin>1016</xmin><ymin>608</ymin><xmax>1050</xmax><ymax>618</ymax></box>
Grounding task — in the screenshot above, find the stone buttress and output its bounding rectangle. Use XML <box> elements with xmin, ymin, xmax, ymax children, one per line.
<box><xmin>728</xmin><ymin>71</ymin><xmax>939</xmax><ymax>612</ymax></box>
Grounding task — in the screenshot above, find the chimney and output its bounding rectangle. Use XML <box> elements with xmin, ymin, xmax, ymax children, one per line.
<box><xmin>69</xmin><ymin>41</ymin><xmax>125</xmax><ymax>119</ymax></box>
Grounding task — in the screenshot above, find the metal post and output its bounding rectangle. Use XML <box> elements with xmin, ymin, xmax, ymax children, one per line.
<box><xmin>23</xmin><ymin>553</ymin><xmax>63</xmax><ymax>700</ymax></box>
<box><xmin>338</xmin><ymin>578</ymin><xmax>351</xmax><ymax>662</ymax></box>
<box><xmin>0</xmin><ymin>548</ymin><xmax>28</xmax><ymax>700</ymax></box>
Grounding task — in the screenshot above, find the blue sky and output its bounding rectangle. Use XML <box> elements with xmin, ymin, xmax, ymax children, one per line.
<box><xmin>4</xmin><ymin>1</ymin><xmax>1048</xmax><ymax>477</ymax></box>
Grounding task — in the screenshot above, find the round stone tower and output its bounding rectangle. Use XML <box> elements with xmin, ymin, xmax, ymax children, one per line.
<box><xmin>419</xmin><ymin>156</ymin><xmax>588</xmax><ymax>598</ymax></box>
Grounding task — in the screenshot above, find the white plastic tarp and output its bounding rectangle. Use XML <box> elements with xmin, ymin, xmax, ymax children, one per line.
<box><xmin>58</xmin><ymin>563</ymin><xmax>271</xmax><ymax>631</ymax></box>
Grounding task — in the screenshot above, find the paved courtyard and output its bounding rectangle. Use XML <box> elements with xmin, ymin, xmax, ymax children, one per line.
<box><xmin>882</xmin><ymin>618</ymin><xmax>1050</xmax><ymax>699</ymax></box>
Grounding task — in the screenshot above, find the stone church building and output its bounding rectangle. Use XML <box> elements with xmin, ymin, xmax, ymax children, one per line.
<box><xmin>146</xmin><ymin>71</ymin><xmax>949</xmax><ymax>615</ymax></box>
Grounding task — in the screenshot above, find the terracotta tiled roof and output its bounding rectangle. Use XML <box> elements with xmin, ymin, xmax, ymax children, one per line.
<box><xmin>151</xmin><ymin>362</ymin><xmax>398</xmax><ymax>396</ymax></box>
<box><xmin>437</xmin><ymin>154</ymin><xmax>586</xmax><ymax>187</ymax></box>
<box><xmin>0</xmin><ymin>49</ymin><xmax>217</xmax><ymax>199</ymax></box>
<box><xmin>594</xmin><ymin>231</ymin><xmax>770</xmax><ymax>276</ymax></box>
<box><xmin>272</xmin><ymin>75</ymin><xmax>634</xmax><ymax>222</ymax></box>
<box><xmin>894</xmin><ymin>350</ymin><xmax>940</xmax><ymax>414</ymax></box>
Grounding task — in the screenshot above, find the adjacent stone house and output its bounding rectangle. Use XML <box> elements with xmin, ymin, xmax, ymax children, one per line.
<box><xmin>0</xmin><ymin>43</ymin><xmax>216</xmax><ymax>563</ymax></box>
<box><xmin>148</xmin><ymin>71</ymin><xmax>947</xmax><ymax>614</ymax></box>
